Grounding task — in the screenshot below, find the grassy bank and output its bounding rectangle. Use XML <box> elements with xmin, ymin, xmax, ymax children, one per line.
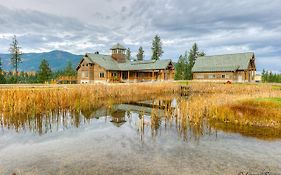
<box><xmin>185</xmin><ymin>82</ymin><xmax>281</xmax><ymax>131</ymax></box>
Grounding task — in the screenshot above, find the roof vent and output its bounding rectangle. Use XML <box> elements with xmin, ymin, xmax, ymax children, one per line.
<box><xmin>94</xmin><ymin>51</ymin><xmax>99</xmax><ymax>54</ymax></box>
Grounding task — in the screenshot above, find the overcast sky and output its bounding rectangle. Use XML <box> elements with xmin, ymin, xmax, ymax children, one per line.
<box><xmin>0</xmin><ymin>0</ymin><xmax>280</xmax><ymax>72</ymax></box>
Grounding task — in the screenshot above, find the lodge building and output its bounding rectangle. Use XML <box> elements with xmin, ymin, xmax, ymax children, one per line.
<box><xmin>192</xmin><ymin>52</ymin><xmax>256</xmax><ymax>82</ymax></box>
<box><xmin>76</xmin><ymin>43</ymin><xmax>174</xmax><ymax>83</ymax></box>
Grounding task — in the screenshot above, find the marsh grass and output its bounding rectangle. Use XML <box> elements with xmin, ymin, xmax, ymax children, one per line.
<box><xmin>1</xmin><ymin>82</ymin><xmax>281</xmax><ymax>140</ymax></box>
<box><xmin>0</xmin><ymin>83</ymin><xmax>180</xmax><ymax>116</ymax></box>
<box><xmin>188</xmin><ymin>82</ymin><xmax>281</xmax><ymax>131</ymax></box>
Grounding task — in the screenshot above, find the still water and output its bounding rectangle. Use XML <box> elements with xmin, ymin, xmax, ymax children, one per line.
<box><xmin>0</xmin><ymin>97</ymin><xmax>281</xmax><ymax>175</ymax></box>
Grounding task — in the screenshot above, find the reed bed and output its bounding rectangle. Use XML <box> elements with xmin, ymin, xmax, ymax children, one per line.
<box><xmin>0</xmin><ymin>82</ymin><xmax>180</xmax><ymax>117</ymax></box>
<box><xmin>187</xmin><ymin>82</ymin><xmax>281</xmax><ymax>130</ymax></box>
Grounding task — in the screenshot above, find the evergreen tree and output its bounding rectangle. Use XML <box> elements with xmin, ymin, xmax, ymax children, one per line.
<box><xmin>261</xmin><ymin>70</ymin><xmax>281</xmax><ymax>83</ymax></box>
<box><xmin>126</xmin><ymin>48</ymin><xmax>131</xmax><ymax>60</ymax></box>
<box><xmin>64</xmin><ymin>61</ymin><xmax>76</xmax><ymax>76</ymax></box>
<box><xmin>175</xmin><ymin>55</ymin><xmax>186</xmax><ymax>80</ymax></box>
<box><xmin>151</xmin><ymin>35</ymin><xmax>163</xmax><ymax>60</ymax></box>
<box><xmin>37</xmin><ymin>59</ymin><xmax>52</xmax><ymax>83</ymax></box>
<box><xmin>0</xmin><ymin>57</ymin><xmax>6</xmax><ymax>84</ymax></box>
<box><xmin>136</xmin><ymin>46</ymin><xmax>144</xmax><ymax>61</ymax></box>
<box><xmin>9</xmin><ymin>35</ymin><xmax>22</xmax><ymax>83</ymax></box>
<box><xmin>185</xmin><ymin>43</ymin><xmax>205</xmax><ymax>80</ymax></box>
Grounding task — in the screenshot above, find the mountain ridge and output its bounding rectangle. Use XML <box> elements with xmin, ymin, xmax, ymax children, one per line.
<box><xmin>0</xmin><ymin>50</ymin><xmax>83</xmax><ymax>71</ymax></box>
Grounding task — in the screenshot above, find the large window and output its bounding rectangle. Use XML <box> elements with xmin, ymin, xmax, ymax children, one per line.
<box><xmin>100</xmin><ymin>72</ymin><xmax>105</xmax><ymax>78</ymax></box>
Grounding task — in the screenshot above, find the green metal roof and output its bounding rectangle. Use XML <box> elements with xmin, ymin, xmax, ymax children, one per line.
<box><xmin>110</xmin><ymin>43</ymin><xmax>126</xmax><ymax>50</ymax></box>
<box><xmin>192</xmin><ymin>52</ymin><xmax>254</xmax><ymax>72</ymax></box>
<box><xmin>82</xmin><ymin>53</ymin><xmax>173</xmax><ymax>71</ymax></box>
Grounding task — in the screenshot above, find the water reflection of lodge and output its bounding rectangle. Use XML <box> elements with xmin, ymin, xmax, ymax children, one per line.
<box><xmin>110</xmin><ymin>110</ymin><xmax>126</xmax><ymax>127</ymax></box>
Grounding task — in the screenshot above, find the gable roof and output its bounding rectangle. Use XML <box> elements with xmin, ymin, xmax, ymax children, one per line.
<box><xmin>77</xmin><ymin>53</ymin><xmax>173</xmax><ymax>71</ymax></box>
<box><xmin>192</xmin><ymin>52</ymin><xmax>255</xmax><ymax>72</ymax></box>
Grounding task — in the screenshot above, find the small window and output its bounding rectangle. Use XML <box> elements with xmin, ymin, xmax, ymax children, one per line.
<box><xmin>112</xmin><ymin>72</ymin><xmax>117</xmax><ymax>77</ymax></box>
<box><xmin>100</xmin><ymin>72</ymin><xmax>105</xmax><ymax>78</ymax></box>
<box><xmin>222</xmin><ymin>75</ymin><xmax>226</xmax><ymax>78</ymax></box>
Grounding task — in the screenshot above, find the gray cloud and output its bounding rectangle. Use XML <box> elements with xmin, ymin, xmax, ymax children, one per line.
<box><xmin>0</xmin><ymin>0</ymin><xmax>280</xmax><ymax>72</ymax></box>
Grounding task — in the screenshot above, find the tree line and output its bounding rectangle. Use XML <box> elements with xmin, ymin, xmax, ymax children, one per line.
<box><xmin>261</xmin><ymin>70</ymin><xmax>281</xmax><ymax>83</ymax></box>
<box><xmin>0</xmin><ymin>35</ymin><xmax>76</xmax><ymax>84</ymax></box>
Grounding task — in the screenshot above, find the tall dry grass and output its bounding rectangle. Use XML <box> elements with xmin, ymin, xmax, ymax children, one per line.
<box><xmin>187</xmin><ymin>82</ymin><xmax>281</xmax><ymax>129</ymax></box>
<box><xmin>0</xmin><ymin>83</ymin><xmax>180</xmax><ymax>117</ymax></box>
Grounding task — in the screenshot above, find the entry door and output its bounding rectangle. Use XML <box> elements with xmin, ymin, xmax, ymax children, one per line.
<box><xmin>122</xmin><ymin>72</ymin><xmax>128</xmax><ymax>80</ymax></box>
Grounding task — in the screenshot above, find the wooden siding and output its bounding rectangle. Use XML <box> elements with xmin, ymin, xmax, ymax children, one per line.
<box><xmin>193</xmin><ymin>70</ymin><xmax>255</xmax><ymax>82</ymax></box>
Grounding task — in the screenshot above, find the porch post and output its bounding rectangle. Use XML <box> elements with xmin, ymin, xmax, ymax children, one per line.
<box><xmin>152</xmin><ymin>70</ymin><xmax>154</xmax><ymax>82</ymax></box>
<box><xmin>128</xmin><ymin>71</ymin><xmax>130</xmax><ymax>83</ymax></box>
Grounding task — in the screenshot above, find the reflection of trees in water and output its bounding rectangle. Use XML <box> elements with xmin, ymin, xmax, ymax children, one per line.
<box><xmin>135</xmin><ymin>98</ymin><xmax>208</xmax><ymax>142</ymax></box>
<box><xmin>0</xmin><ymin>110</ymin><xmax>87</xmax><ymax>135</ymax></box>
<box><xmin>2</xmin><ymin>95</ymin><xmax>277</xmax><ymax>141</ymax></box>
<box><xmin>0</xmin><ymin>97</ymin><xmax>209</xmax><ymax>141</ymax></box>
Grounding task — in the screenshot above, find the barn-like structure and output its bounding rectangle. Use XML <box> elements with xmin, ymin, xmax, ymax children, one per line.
<box><xmin>192</xmin><ymin>52</ymin><xmax>256</xmax><ymax>82</ymax></box>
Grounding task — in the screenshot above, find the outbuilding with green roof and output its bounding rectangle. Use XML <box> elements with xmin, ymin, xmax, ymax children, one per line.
<box><xmin>192</xmin><ymin>52</ymin><xmax>256</xmax><ymax>82</ymax></box>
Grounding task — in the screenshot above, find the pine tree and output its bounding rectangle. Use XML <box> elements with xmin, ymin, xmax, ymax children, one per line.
<box><xmin>64</xmin><ymin>61</ymin><xmax>76</xmax><ymax>76</ymax></box>
<box><xmin>37</xmin><ymin>59</ymin><xmax>52</xmax><ymax>83</ymax></box>
<box><xmin>151</xmin><ymin>35</ymin><xmax>163</xmax><ymax>60</ymax></box>
<box><xmin>185</xmin><ymin>43</ymin><xmax>205</xmax><ymax>80</ymax></box>
<box><xmin>136</xmin><ymin>46</ymin><xmax>144</xmax><ymax>61</ymax></box>
<box><xmin>9</xmin><ymin>35</ymin><xmax>22</xmax><ymax>83</ymax></box>
<box><xmin>126</xmin><ymin>48</ymin><xmax>131</xmax><ymax>60</ymax></box>
<box><xmin>175</xmin><ymin>55</ymin><xmax>186</xmax><ymax>80</ymax></box>
<box><xmin>0</xmin><ymin>57</ymin><xmax>6</xmax><ymax>84</ymax></box>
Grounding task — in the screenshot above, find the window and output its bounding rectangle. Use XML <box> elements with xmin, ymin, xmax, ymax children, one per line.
<box><xmin>112</xmin><ymin>72</ymin><xmax>117</xmax><ymax>77</ymax></box>
<box><xmin>100</xmin><ymin>72</ymin><xmax>105</xmax><ymax>78</ymax></box>
<box><xmin>208</xmin><ymin>74</ymin><xmax>216</xmax><ymax>79</ymax></box>
<box><xmin>222</xmin><ymin>74</ymin><xmax>226</xmax><ymax>78</ymax></box>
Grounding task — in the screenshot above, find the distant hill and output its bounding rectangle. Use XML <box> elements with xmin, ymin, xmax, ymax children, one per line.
<box><xmin>0</xmin><ymin>50</ymin><xmax>83</xmax><ymax>71</ymax></box>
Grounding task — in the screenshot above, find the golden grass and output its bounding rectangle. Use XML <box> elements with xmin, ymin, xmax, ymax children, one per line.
<box><xmin>1</xmin><ymin>82</ymin><xmax>281</xmax><ymax>140</ymax></box>
<box><xmin>0</xmin><ymin>83</ymin><xmax>180</xmax><ymax>117</ymax></box>
<box><xmin>186</xmin><ymin>82</ymin><xmax>281</xmax><ymax>133</ymax></box>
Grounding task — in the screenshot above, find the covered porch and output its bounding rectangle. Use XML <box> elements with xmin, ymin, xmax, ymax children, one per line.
<box><xmin>106</xmin><ymin>69</ymin><xmax>174</xmax><ymax>83</ymax></box>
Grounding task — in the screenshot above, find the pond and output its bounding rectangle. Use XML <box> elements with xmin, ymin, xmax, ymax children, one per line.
<box><xmin>0</xmin><ymin>96</ymin><xmax>281</xmax><ymax>175</ymax></box>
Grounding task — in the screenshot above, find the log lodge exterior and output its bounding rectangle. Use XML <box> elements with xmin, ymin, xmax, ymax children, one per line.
<box><xmin>76</xmin><ymin>43</ymin><xmax>174</xmax><ymax>83</ymax></box>
<box><xmin>192</xmin><ymin>52</ymin><xmax>256</xmax><ymax>82</ymax></box>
